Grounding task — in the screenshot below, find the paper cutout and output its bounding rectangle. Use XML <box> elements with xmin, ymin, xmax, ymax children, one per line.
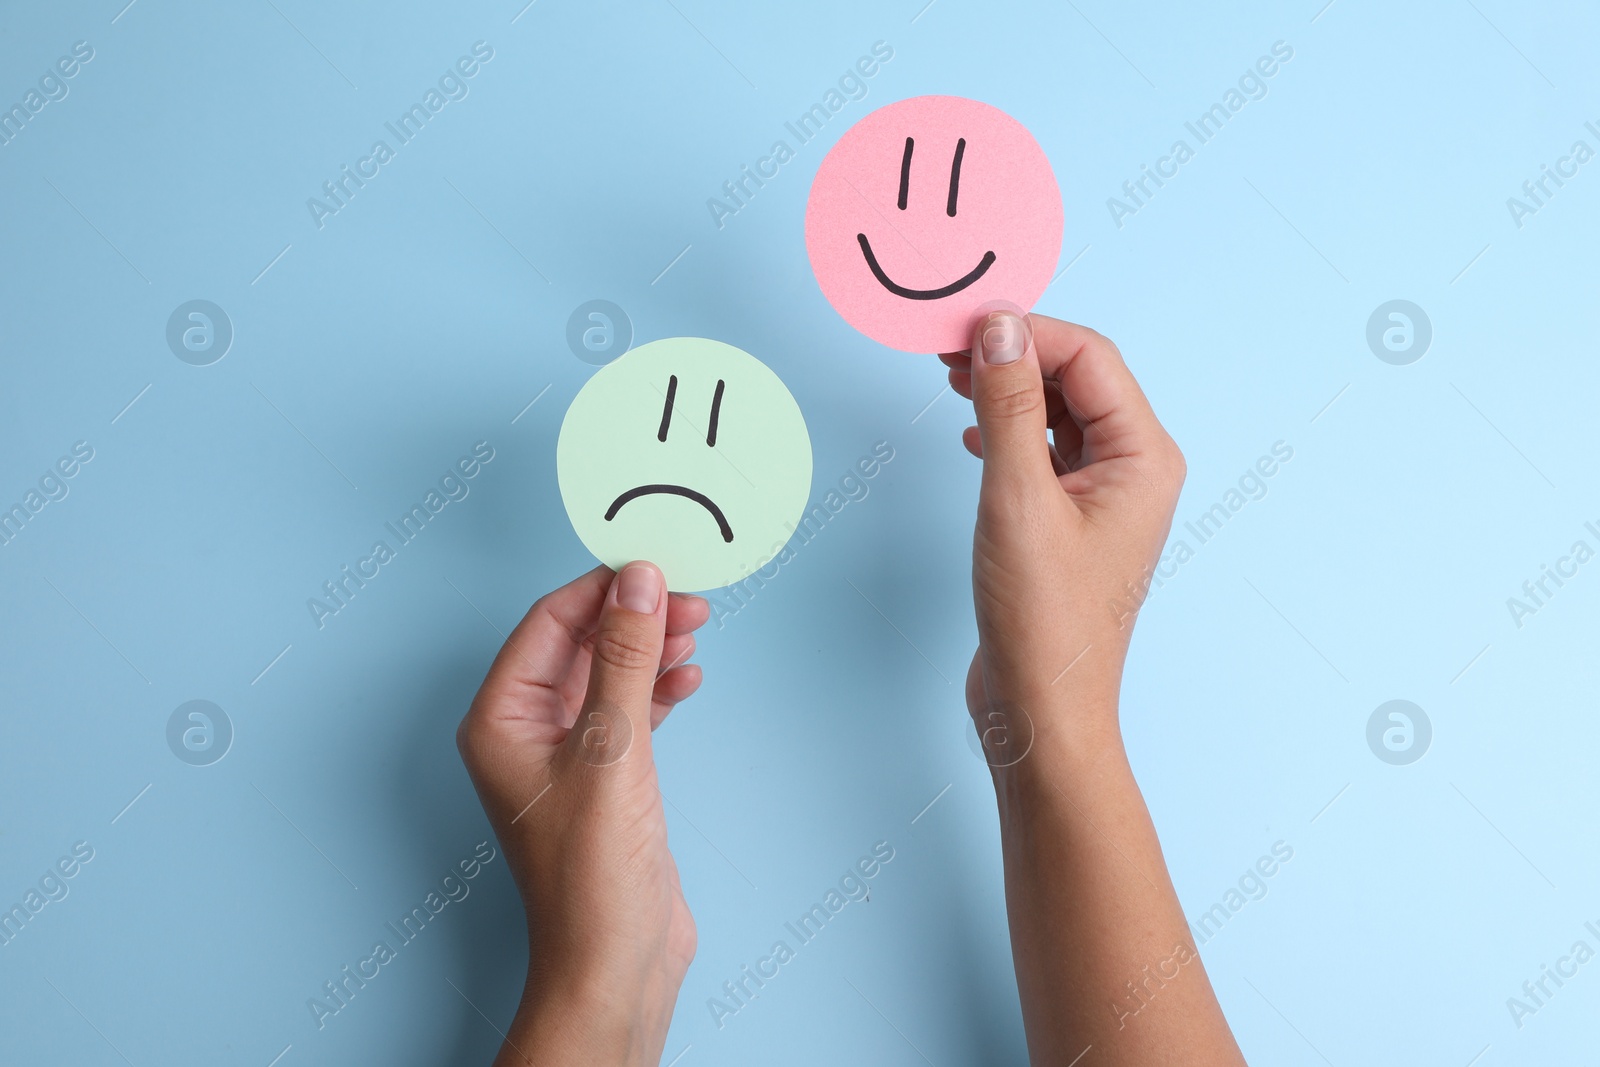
<box><xmin>805</xmin><ymin>95</ymin><xmax>1064</xmax><ymax>353</ymax></box>
<box><xmin>557</xmin><ymin>337</ymin><xmax>813</xmax><ymax>592</ymax></box>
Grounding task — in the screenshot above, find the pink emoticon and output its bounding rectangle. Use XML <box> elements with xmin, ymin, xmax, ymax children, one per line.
<box><xmin>805</xmin><ymin>95</ymin><xmax>1063</xmax><ymax>353</ymax></box>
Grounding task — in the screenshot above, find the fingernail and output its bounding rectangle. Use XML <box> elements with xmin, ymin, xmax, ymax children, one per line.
<box><xmin>981</xmin><ymin>313</ymin><xmax>1023</xmax><ymax>365</ymax></box>
<box><xmin>617</xmin><ymin>563</ymin><xmax>661</xmax><ymax>614</ymax></box>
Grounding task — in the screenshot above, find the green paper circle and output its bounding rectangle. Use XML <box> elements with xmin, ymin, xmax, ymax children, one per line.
<box><xmin>557</xmin><ymin>337</ymin><xmax>813</xmax><ymax>592</ymax></box>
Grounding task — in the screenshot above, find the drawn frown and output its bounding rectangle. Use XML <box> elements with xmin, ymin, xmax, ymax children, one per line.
<box><xmin>603</xmin><ymin>373</ymin><xmax>734</xmax><ymax>543</ymax></box>
<box><xmin>558</xmin><ymin>338</ymin><xmax>812</xmax><ymax>592</ymax></box>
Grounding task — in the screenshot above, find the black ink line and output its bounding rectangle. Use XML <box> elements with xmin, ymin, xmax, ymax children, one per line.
<box><xmin>707</xmin><ymin>379</ymin><xmax>726</xmax><ymax>446</ymax></box>
<box><xmin>898</xmin><ymin>137</ymin><xmax>915</xmax><ymax>210</ymax></box>
<box><xmin>604</xmin><ymin>484</ymin><xmax>733</xmax><ymax>542</ymax></box>
<box><xmin>856</xmin><ymin>234</ymin><xmax>996</xmax><ymax>300</ymax></box>
<box><xmin>946</xmin><ymin>137</ymin><xmax>966</xmax><ymax>217</ymax></box>
<box><xmin>657</xmin><ymin>374</ymin><xmax>678</xmax><ymax>442</ymax></box>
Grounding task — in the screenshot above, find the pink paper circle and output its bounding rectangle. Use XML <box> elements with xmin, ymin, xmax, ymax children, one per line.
<box><xmin>805</xmin><ymin>95</ymin><xmax>1064</xmax><ymax>354</ymax></box>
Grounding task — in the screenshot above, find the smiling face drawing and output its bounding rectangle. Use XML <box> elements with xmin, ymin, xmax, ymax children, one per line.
<box><xmin>806</xmin><ymin>95</ymin><xmax>1064</xmax><ymax>353</ymax></box>
<box><xmin>557</xmin><ymin>337</ymin><xmax>813</xmax><ymax>592</ymax></box>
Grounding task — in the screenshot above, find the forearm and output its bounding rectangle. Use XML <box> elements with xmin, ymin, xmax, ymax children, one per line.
<box><xmin>993</xmin><ymin>704</ymin><xmax>1244</xmax><ymax>1067</ymax></box>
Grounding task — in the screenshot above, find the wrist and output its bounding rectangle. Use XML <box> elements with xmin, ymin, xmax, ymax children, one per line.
<box><xmin>976</xmin><ymin>634</ymin><xmax>1127</xmax><ymax>718</ymax></box>
<box><xmin>983</xmin><ymin>695</ymin><xmax>1128</xmax><ymax>821</ymax></box>
<box><xmin>507</xmin><ymin>962</ymin><xmax>672</xmax><ymax>1067</ymax></box>
<box><xmin>972</xmin><ymin>662</ymin><xmax>1124</xmax><ymax>762</ymax></box>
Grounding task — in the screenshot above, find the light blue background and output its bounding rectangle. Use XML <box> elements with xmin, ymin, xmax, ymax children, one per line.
<box><xmin>3</xmin><ymin>1</ymin><xmax>1597</xmax><ymax>1063</ymax></box>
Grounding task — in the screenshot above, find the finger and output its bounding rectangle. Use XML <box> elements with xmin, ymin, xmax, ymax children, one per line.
<box><xmin>570</xmin><ymin>561</ymin><xmax>668</xmax><ymax>747</ymax></box>
<box><xmin>938</xmin><ymin>351</ymin><xmax>971</xmax><ymax>370</ymax></box>
<box><xmin>1047</xmin><ymin>442</ymin><xmax>1071</xmax><ymax>477</ymax></box>
<box><xmin>968</xmin><ymin>311</ymin><xmax>1058</xmax><ymax>495</ymax></box>
<box><xmin>559</xmin><ymin>628</ymin><xmax>695</xmax><ymax>723</ymax></box>
<box><xmin>1030</xmin><ymin>315</ymin><xmax>1173</xmax><ymax>467</ymax></box>
<box><xmin>650</xmin><ymin>664</ymin><xmax>703</xmax><ymax>729</ymax></box>
<box><xmin>659</xmin><ymin>633</ymin><xmax>696</xmax><ymax>676</ymax></box>
<box><xmin>958</xmin><ymin>378</ymin><xmax>1074</xmax><ymax>465</ymax></box>
<box><xmin>1041</xmin><ymin>378</ymin><xmax>1071</xmax><ymax>429</ymax></box>
<box><xmin>478</xmin><ymin>565</ymin><xmax>613</xmax><ymax>699</ymax></box>
<box><xmin>959</xmin><ymin>426</ymin><xmax>1064</xmax><ymax>474</ymax></box>
<box><xmin>666</xmin><ymin>593</ymin><xmax>710</xmax><ymax>635</ymax></box>
<box><xmin>954</xmin><ymin>369</ymin><xmax>1072</xmax><ymax>425</ymax></box>
<box><xmin>1049</xmin><ymin>394</ymin><xmax>1086</xmax><ymax>470</ymax></box>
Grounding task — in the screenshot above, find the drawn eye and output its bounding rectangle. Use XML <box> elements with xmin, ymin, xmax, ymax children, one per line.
<box><xmin>897</xmin><ymin>137</ymin><xmax>914</xmax><ymax>210</ymax></box>
<box><xmin>707</xmin><ymin>380</ymin><xmax>725</xmax><ymax>446</ymax></box>
<box><xmin>657</xmin><ymin>374</ymin><xmax>678</xmax><ymax>442</ymax></box>
<box><xmin>896</xmin><ymin>136</ymin><xmax>966</xmax><ymax>217</ymax></box>
<box><xmin>657</xmin><ymin>375</ymin><xmax>725</xmax><ymax>446</ymax></box>
<box><xmin>946</xmin><ymin>137</ymin><xmax>966</xmax><ymax>217</ymax></box>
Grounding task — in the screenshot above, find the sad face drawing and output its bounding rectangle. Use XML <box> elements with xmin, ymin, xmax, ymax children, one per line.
<box><xmin>557</xmin><ymin>338</ymin><xmax>813</xmax><ymax>592</ymax></box>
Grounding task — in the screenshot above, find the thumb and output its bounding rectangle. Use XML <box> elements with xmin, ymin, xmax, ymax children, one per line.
<box><xmin>969</xmin><ymin>311</ymin><xmax>1056</xmax><ymax>494</ymax></box>
<box><xmin>566</xmin><ymin>562</ymin><xmax>667</xmax><ymax>768</ymax></box>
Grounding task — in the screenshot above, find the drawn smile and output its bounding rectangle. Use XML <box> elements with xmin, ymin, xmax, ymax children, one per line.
<box><xmin>854</xmin><ymin>134</ymin><xmax>995</xmax><ymax>300</ymax></box>
<box><xmin>605</xmin><ymin>484</ymin><xmax>733</xmax><ymax>543</ymax></box>
<box><xmin>857</xmin><ymin>233</ymin><xmax>996</xmax><ymax>300</ymax></box>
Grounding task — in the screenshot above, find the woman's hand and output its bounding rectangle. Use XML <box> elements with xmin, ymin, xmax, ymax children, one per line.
<box><xmin>941</xmin><ymin>312</ymin><xmax>1246</xmax><ymax>1066</ymax></box>
<box><xmin>941</xmin><ymin>312</ymin><xmax>1188</xmax><ymax>746</ymax></box>
<box><xmin>456</xmin><ymin>563</ymin><xmax>709</xmax><ymax>1066</ymax></box>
